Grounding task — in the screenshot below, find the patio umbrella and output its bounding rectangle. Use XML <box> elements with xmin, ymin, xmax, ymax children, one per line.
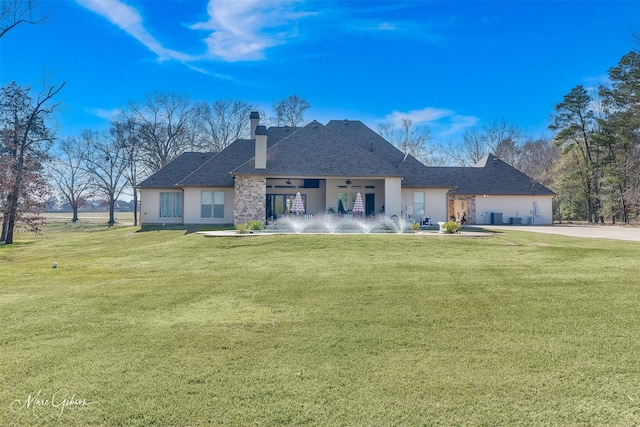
<box><xmin>353</xmin><ymin>192</ymin><xmax>365</xmax><ymax>215</ymax></box>
<box><xmin>291</xmin><ymin>192</ymin><xmax>305</xmax><ymax>214</ymax></box>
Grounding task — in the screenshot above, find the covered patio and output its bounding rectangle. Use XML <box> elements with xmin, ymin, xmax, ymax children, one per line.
<box><xmin>264</xmin><ymin>177</ymin><xmax>401</xmax><ymax>222</ymax></box>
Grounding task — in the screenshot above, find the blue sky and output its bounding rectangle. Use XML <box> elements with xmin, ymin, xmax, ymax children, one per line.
<box><xmin>1</xmin><ymin>0</ymin><xmax>639</xmax><ymax>143</ymax></box>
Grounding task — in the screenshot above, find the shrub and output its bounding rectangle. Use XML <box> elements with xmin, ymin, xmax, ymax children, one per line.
<box><xmin>249</xmin><ymin>220</ymin><xmax>264</xmax><ymax>231</ymax></box>
<box><xmin>236</xmin><ymin>223</ymin><xmax>250</xmax><ymax>234</ymax></box>
<box><xmin>442</xmin><ymin>221</ymin><xmax>461</xmax><ymax>234</ymax></box>
<box><xmin>410</xmin><ymin>222</ymin><xmax>422</xmax><ymax>232</ymax></box>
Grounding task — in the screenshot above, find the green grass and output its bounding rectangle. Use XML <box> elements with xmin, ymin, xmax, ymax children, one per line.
<box><xmin>2</xmin><ymin>222</ymin><xmax>640</xmax><ymax>426</ymax></box>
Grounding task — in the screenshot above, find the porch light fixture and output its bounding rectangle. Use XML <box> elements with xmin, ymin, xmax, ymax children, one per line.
<box><xmin>346</xmin><ymin>179</ymin><xmax>352</xmax><ymax>185</ymax></box>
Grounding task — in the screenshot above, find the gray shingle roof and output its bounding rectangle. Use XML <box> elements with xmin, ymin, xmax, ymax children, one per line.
<box><xmin>138</xmin><ymin>121</ymin><xmax>554</xmax><ymax>198</ymax></box>
<box><xmin>402</xmin><ymin>154</ymin><xmax>554</xmax><ymax>195</ymax></box>
<box><xmin>326</xmin><ymin>120</ymin><xmax>406</xmax><ymax>167</ymax></box>
<box><xmin>454</xmin><ymin>154</ymin><xmax>555</xmax><ymax>195</ymax></box>
<box><xmin>231</xmin><ymin>121</ymin><xmax>400</xmax><ymax>177</ymax></box>
<box><xmin>137</xmin><ymin>152</ymin><xmax>217</xmax><ymax>188</ymax></box>
<box><xmin>175</xmin><ymin>140</ymin><xmax>252</xmax><ymax>187</ymax></box>
<box><xmin>174</xmin><ymin>126</ymin><xmax>303</xmax><ymax>186</ymax></box>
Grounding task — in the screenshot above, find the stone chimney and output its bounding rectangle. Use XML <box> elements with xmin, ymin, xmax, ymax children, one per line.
<box><xmin>250</xmin><ymin>111</ymin><xmax>260</xmax><ymax>138</ymax></box>
<box><xmin>254</xmin><ymin>125</ymin><xmax>267</xmax><ymax>169</ymax></box>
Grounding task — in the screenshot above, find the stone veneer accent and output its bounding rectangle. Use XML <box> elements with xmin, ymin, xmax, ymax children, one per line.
<box><xmin>234</xmin><ymin>175</ymin><xmax>266</xmax><ymax>225</ymax></box>
<box><xmin>467</xmin><ymin>196</ymin><xmax>476</xmax><ymax>224</ymax></box>
<box><xmin>447</xmin><ymin>195</ymin><xmax>476</xmax><ymax>224</ymax></box>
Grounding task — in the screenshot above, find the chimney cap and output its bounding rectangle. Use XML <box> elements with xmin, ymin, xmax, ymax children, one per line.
<box><xmin>250</xmin><ymin>111</ymin><xmax>260</xmax><ymax>119</ymax></box>
<box><xmin>255</xmin><ymin>125</ymin><xmax>268</xmax><ymax>135</ymax></box>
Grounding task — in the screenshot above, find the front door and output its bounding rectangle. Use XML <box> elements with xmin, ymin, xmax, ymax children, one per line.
<box><xmin>365</xmin><ymin>193</ymin><xmax>375</xmax><ymax>216</ymax></box>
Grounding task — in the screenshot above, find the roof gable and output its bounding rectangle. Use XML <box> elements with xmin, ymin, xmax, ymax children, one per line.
<box><xmin>176</xmin><ymin>139</ymin><xmax>253</xmax><ymax>186</ymax></box>
<box><xmin>231</xmin><ymin>121</ymin><xmax>400</xmax><ymax>177</ymax></box>
<box><xmin>462</xmin><ymin>153</ymin><xmax>555</xmax><ymax>195</ymax></box>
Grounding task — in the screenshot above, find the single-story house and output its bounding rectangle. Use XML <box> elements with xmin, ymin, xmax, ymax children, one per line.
<box><xmin>138</xmin><ymin>112</ymin><xmax>555</xmax><ymax>226</ymax></box>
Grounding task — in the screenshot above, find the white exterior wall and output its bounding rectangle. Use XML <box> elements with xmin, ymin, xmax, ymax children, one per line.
<box><xmin>140</xmin><ymin>188</ymin><xmax>183</xmax><ymax>225</ymax></box>
<box><xmin>384</xmin><ymin>178</ymin><xmax>402</xmax><ymax>217</ymax></box>
<box><xmin>300</xmin><ymin>185</ymin><xmax>326</xmax><ymax>214</ymax></box>
<box><xmin>183</xmin><ymin>187</ymin><xmax>235</xmax><ymax>225</ymax></box>
<box><xmin>401</xmin><ymin>188</ymin><xmax>449</xmax><ymax>223</ymax></box>
<box><xmin>474</xmin><ymin>194</ymin><xmax>554</xmax><ymax>225</ymax></box>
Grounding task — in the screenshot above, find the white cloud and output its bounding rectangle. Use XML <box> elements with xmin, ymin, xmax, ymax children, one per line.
<box><xmin>440</xmin><ymin>114</ymin><xmax>479</xmax><ymax>136</ymax></box>
<box><xmin>190</xmin><ymin>0</ymin><xmax>315</xmax><ymax>62</ymax></box>
<box><xmin>346</xmin><ymin>17</ymin><xmax>444</xmax><ymax>43</ymax></box>
<box><xmin>77</xmin><ymin>0</ymin><xmax>313</xmax><ymax>64</ymax></box>
<box><xmin>87</xmin><ymin>107</ymin><xmax>122</xmax><ymax>120</ymax></box>
<box><xmin>382</xmin><ymin>107</ymin><xmax>478</xmax><ymax>139</ymax></box>
<box><xmin>384</xmin><ymin>107</ymin><xmax>454</xmax><ymax>126</ymax></box>
<box><xmin>76</xmin><ymin>0</ymin><xmax>193</xmax><ymax>62</ymax></box>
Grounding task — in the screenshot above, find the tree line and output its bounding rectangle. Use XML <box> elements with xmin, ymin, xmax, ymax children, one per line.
<box><xmin>1</xmin><ymin>87</ymin><xmax>312</xmax><ymax>243</ymax></box>
<box><xmin>549</xmin><ymin>49</ymin><xmax>640</xmax><ymax>224</ymax></box>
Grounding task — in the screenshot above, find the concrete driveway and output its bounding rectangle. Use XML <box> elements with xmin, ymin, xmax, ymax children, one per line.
<box><xmin>479</xmin><ymin>225</ymin><xmax>640</xmax><ymax>242</ymax></box>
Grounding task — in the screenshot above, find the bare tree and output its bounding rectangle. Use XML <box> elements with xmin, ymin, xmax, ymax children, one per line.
<box><xmin>516</xmin><ymin>137</ymin><xmax>560</xmax><ymax>188</ymax></box>
<box><xmin>456</xmin><ymin>128</ymin><xmax>487</xmax><ymax>166</ymax></box>
<box><xmin>80</xmin><ymin>129</ymin><xmax>129</xmax><ymax>226</ymax></box>
<box><xmin>124</xmin><ymin>91</ymin><xmax>195</xmax><ymax>174</ymax></box>
<box><xmin>378</xmin><ymin>119</ymin><xmax>439</xmax><ymax>165</ymax></box>
<box><xmin>111</xmin><ymin>118</ymin><xmax>141</xmax><ymax>226</ymax></box>
<box><xmin>272</xmin><ymin>94</ymin><xmax>311</xmax><ymax>127</ymax></box>
<box><xmin>0</xmin><ymin>80</ymin><xmax>64</xmax><ymax>244</ymax></box>
<box><xmin>0</xmin><ymin>0</ymin><xmax>47</xmax><ymax>39</ymax></box>
<box><xmin>193</xmin><ymin>99</ymin><xmax>254</xmax><ymax>152</ymax></box>
<box><xmin>48</xmin><ymin>136</ymin><xmax>93</xmax><ymax>222</ymax></box>
<box><xmin>482</xmin><ymin>119</ymin><xmax>524</xmax><ymax>166</ymax></box>
<box><xmin>445</xmin><ymin>119</ymin><xmax>525</xmax><ymax>166</ymax></box>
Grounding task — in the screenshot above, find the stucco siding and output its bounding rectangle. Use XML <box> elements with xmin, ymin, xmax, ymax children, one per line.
<box><xmin>183</xmin><ymin>187</ymin><xmax>235</xmax><ymax>224</ymax></box>
<box><xmin>401</xmin><ymin>188</ymin><xmax>449</xmax><ymax>223</ymax></box>
<box><xmin>384</xmin><ymin>178</ymin><xmax>402</xmax><ymax>217</ymax></box>
<box><xmin>140</xmin><ymin>188</ymin><xmax>183</xmax><ymax>225</ymax></box>
<box><xmin>474</xmin><ymin>195</ymin><xmax>553</xmax><ymax>225</ymax></box>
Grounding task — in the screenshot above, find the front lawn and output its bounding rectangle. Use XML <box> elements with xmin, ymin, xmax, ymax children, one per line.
<box><xmin>1</xmin><ymin>223</ymin><xmax>640</xmax><ymax>425</ymax></box>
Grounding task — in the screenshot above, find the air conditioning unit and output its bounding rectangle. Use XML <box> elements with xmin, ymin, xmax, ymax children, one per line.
<box><xmin>490</xmin><ymin>213</ymin><xmax>503</xmax><ymax>225</ymax></box>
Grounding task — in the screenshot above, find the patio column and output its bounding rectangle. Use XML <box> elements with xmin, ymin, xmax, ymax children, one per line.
<box><xmin>384</xmin><ymin>177</ymin><xmax>402</xmax><ymax>217</ymax></box>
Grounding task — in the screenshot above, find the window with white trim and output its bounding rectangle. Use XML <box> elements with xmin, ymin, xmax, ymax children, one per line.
<box><xmin>413</xmin><ymin>191</ymin><xmax>425</xmax><ymax>216</ymax></box>
<box><xmin>159</xmin><ymin>192</ymin><xmax>182</xmax><ymax>218</ymax></box>
<box><xmin>201</xmin><ymin>191</ymin><xmax>225</xmax><ymax>218</ymax></box>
